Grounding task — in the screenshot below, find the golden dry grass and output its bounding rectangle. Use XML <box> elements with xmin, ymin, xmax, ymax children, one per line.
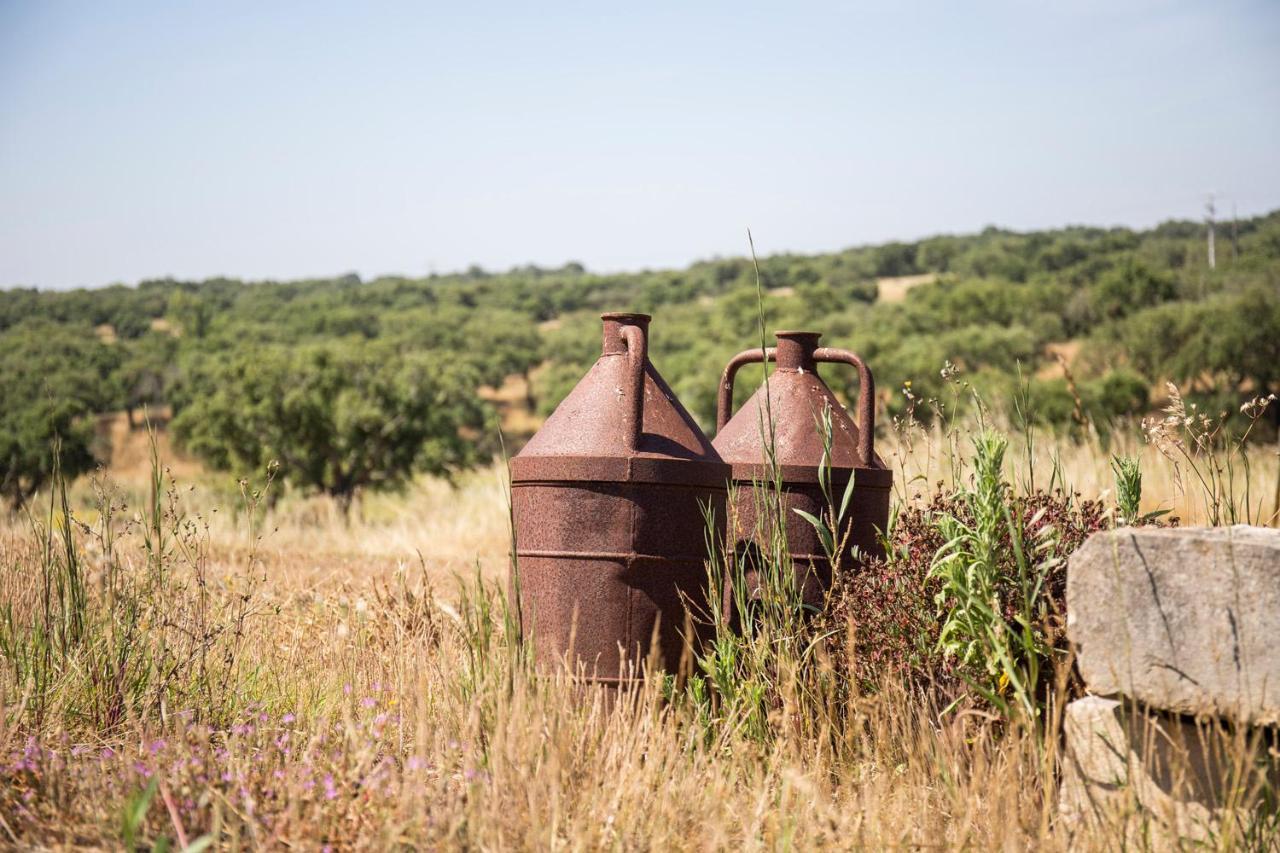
<box><xmin>883</xmin><ymin>424</ymin><xmax>1279</xmax><ymax>528</ymax></box>
<box><xmin>33</xmin><ymin>414</ymin><xmax>1280</xmax><ymax>622</ymax></box>
<box><xmin>1</xmin><ymin>416</ymin><xmax>1276</xmax><ymax>849</ymax></box>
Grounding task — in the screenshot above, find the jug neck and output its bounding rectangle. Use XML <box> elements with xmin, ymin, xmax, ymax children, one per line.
<box><xmin>601</xmin><ymin>313</ymin><xmax>651</xmax><ymax>355</ymax></box>
<box><xmin>774</xmin><ymin>331</ymin><xmax>821</xmax><ymax>372</ymax></box>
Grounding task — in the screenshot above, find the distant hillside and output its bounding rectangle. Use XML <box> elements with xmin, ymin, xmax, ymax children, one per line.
<box><xmin>3</xmin><ymin>211</ymin><xmax>1278</xmax><ymax>507</ymax></box>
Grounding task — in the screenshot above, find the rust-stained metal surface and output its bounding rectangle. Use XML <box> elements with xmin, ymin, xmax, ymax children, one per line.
<box><xmin>713</xmin><ymin>331</ymin><xmax>892</xmax><ymax>616</ymax></box>
<box><xmin>510</xmin><ymin>313</ymin><xmax>729</xmax><ymax>685</ymax></box>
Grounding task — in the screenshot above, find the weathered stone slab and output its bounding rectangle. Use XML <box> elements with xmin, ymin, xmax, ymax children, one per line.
<box><xmin>1058</xmin><ymin>696</ymin><xmax>1275</xmax><ymax>849</ymax></box>
<box><xmin>1067</xmin><ymin>525</ymin><xmax>1280</xmax><ymax>724</ymax></box>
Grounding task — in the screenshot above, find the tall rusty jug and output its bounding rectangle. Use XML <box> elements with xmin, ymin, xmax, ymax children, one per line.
<box><xmin>712</xmin><ymin>331</ymin><xmax>891</xmax><ymax>616</ymax></box>
<box><xmin>510</xmin><ymin>313</ymin><xmax>729</xmax><ymax>686</ymax></box>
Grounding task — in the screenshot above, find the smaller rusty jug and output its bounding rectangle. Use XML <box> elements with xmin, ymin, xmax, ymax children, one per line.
<box><xmin>510</xmin><ymin>313</ymin><xmax>729</xmax><ymax>686</ymax></box>
<box><xmin>712</xmin><ymin>331</ymin><xmax>891</xmax><ymax>616</ymax></box>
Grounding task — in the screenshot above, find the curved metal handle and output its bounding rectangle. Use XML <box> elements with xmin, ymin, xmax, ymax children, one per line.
<box><xmin>620</xmin><ymin>325</ymin><xmax>647</xmax><ymax>451</ymax></box>
<box><xmin>813</xmin><ymin>347</ymin><xmax>875</xmax><ymax>464</ymax></box>
<box><xmin>716</xmin><ymin>347</ymin><xmax>776</xmax><ymax>433</ymax></box>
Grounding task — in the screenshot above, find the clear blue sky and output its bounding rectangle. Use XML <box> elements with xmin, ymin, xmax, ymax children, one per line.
<box><xmin>2</xmin><ymin>1</ymin><xmax>1278</xmax><ymax>290</ymax></box>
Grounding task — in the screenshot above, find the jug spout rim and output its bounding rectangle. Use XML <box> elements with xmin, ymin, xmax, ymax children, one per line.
<box><xmin>601</xmin><ymin>313</ymin><xmax>651</xmax><ymax>357</ymax></box>
<box><xmin>774</xmin><ymin>330</ymin><xmax>820</xmax><ymax>372</ymax></box>
<box><xmin>773</xmin><ymin>329</ymin><xmax>822</xmax><ymax>338</ymax></box>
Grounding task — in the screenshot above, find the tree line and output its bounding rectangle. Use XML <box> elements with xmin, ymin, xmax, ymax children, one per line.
<box><xmin>2</xmin><ymin>211</ymin><xmax>1277</xmax><ymax>512</ymax></box>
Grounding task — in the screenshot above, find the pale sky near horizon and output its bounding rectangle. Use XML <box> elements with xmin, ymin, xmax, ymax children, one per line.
<box><xmin>2</xmin><ymin>1</ymin><xmax>1278</xmax><ymax>291</ymax></box>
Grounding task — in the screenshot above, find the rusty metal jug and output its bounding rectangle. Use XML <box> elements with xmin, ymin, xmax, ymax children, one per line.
<box><xmin>510</xmin><ymin>313</ymin><xmax>729</xmax><ymax>686</ymax></box>
<box><xmin>712</xmin><ymin>331</ymin><xmax>891</xmax><ymax>615</ymax></box>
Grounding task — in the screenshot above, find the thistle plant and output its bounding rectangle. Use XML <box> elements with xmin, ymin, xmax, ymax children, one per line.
<box><xmin>929</xmin><ymin>432</ymin><xmax>1062</xmax><ymax>725</ymax></box>
<box><xmin>1111</xmin><ymin>454</ymin><xmax>1142</xmax><ymax>525</ymax></box>
<box><xmin>1109</xmin><ymin>454</ymin><xmax>1173</xmax><ymax>527</ymax></box>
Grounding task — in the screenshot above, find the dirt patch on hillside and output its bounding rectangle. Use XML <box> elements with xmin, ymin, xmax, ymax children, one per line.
<box><xmin>1037</xmin><ymin>340</ymin><xmax>1082</xmax><ymax>379</ymax></box>
<box><xmin>478</xmin><ymin>370</ymin><xmax>544</xmax><ymax>438</ymax></box>
<box><xmin>95</xmin><ymin>409</ymin><xmax>204</xmax><ymax>483</ymax></box>
<box><xmin>877</xmin><ymin>273</ymin><xmax>937</xmax><ymax>303</ymax></box>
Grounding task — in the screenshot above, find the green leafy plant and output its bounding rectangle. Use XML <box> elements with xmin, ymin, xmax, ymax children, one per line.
<box><xmin>120</xmin><ymin>776</ymin><xmax>159</xmax><ymax>850</ymax></box>
<box><xmin>1109</xmin><ymin>454</ymin><xmax>1173</xmax><ymax>526</ymax></box>
<box><xmin>929</xmin><ymin>432</ymin><xmax>1062</xmax><ymax>723</ymax></box>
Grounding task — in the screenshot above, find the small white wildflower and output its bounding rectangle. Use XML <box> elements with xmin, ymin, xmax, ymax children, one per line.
<box><xmin>1241</xmin><ymin>394</ymin><xmax>1278</xmax><ymax>419</ymax></box>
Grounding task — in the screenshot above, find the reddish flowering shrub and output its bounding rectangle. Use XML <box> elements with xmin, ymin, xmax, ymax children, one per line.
<box><xmin>824</xmin><ymin>489</ymin><xmax>1112</xmax><ymax>697</ymax></box>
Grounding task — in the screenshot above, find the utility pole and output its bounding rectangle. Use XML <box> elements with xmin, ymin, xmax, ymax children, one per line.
<box><xmin>1231</xmin><ymin>201</ymin><xmax>1239</xmax><ymax>262</ymax></box>
<box><xmin>1205</xmin><ymin>194</ymin><xmax>1217</xmax><ymax>270</ymax></box>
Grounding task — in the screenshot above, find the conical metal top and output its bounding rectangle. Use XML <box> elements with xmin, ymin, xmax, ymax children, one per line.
<box><xmin>713</xmin><ymin>331</ymin><xmax>887</xmax><ymax>484</ymax></box>
<box><xmin>512</xmin><ymin>313</ymin><xmax>729</xmax><ymax>486</ymax></box>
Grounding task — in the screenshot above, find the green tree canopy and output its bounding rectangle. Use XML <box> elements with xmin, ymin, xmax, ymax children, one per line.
<box><xmin>171</xmin><ymin>343</ymin><xmax>491</xmax><ymax>515</ymax></box>
<box><xmin>113</xmin><ymin>332</ymin><xmax>180</xmax><ymax>428</ymax></box>
<box><xmin>0</xmin><ymin>322</ymin><xmax>119</xmax><ymax>511</ymax></box>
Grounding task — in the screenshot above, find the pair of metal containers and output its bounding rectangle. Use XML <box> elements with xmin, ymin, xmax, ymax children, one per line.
<box><xmin>510</xmin><ymin>313</ymin><xmax>891</xmax><ymax>685</ymax></box>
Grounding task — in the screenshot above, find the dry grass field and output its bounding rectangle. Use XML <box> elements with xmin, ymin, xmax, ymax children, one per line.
<box><xmin>1</xmin><ymin>410</ymin><xmax>1277</xmax><ymax>849</ymax></box>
